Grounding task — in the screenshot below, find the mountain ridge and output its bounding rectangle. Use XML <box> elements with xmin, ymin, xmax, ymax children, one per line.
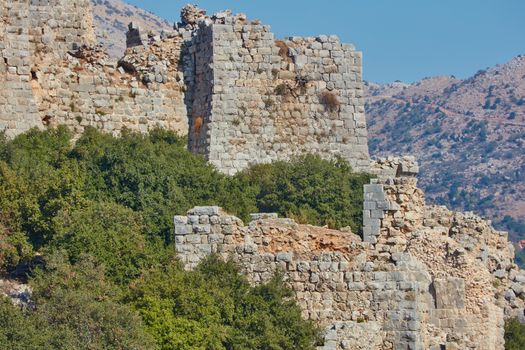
<box><xmin>366</xmin><ymin>54</ymin><xmax>525</xmax><ymax>241</ymax></box>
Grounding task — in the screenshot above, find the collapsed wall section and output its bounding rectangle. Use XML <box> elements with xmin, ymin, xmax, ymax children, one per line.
<box><xmin>174</xmin><ymin>158</ymin><xmax>523</xmax><ymax>349</ymax></box>
<box><xmin>32</xmin><ymin>38</ymin><xmax>188</xmax><ymax>136</ymax></box>
<box><xmin>0</xmin><ymin>0</ymin><xmax>188</xmax><ymax>137</ymax></box>
<box><xmin>184</xmin><ymin>12</ymin><xmax>370</xmax><ymax>174</ymax></box>
<box><xmin>174</xmin><ymin>208</ymin><xmax>430</xmax><ymax>349</ymax></box>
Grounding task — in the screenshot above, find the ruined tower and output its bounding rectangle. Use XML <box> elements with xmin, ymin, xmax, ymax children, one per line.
<box><xmin>181</xmin><ymin>7</ymin><xmax>370</xmax><ymax>174</ymax></box>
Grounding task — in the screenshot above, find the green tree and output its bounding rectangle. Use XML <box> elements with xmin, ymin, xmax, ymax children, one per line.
<box><xmin>49</xmin><ymin>200</ymin><xmax>171</xmax><ymax>285</ymax></box>
<box><xmin>128</xmin><ymin>255</ymin><xmax>320</xmax><ymax>350</ymax></box>
<box><xmin>237</xmin><ymin>154</ymin><xmax>370</xmax><ymax>232</ymax></box>
<box><xmin>30</xmin><ymin>252</ymin><xmax>155</xmax><ymax>349</ymax></box>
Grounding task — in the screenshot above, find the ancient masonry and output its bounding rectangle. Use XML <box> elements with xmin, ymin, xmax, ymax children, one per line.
<box><xmin>1</xmin><ymin>1</ymin><xmax>369</xmax><ymax>173</ymax></box>
<box><xmin>176</xmin><ymin>158</ymin><xmax>525</xmax><ymax>350</ymax></box>
<box><xmin>2</xmin><ymin>2</ymin><xmax>525</xmax><ymax>349</ymax></box>
<box><xmin>180</xmin><ymin>8</ymin><xmax>369</xmax><ymax>174</ymax></box>
<box><xmin>0</xmin><ymin>0</ymin><xmax>187</xmax><ymax>138</ymax></box>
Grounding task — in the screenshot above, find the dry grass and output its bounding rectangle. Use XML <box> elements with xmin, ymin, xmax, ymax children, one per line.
<box><xmin>193</xmin><ymin>116</ymin><xmax>204</xmax><ymax>133</ymax></box>
<box><xmin>320</xmin><ymin>91</ymin><xmax>340</xmax><ymax>113</ymax></box>
<box><xmin>275</xmin><ymin>40</ymin><xmax>292</xmax><ymax>63</ymax></box>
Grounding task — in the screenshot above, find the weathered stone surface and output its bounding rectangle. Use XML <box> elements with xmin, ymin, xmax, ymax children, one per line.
<box><xmin>175</xmin><ymin>154</ymin><xmax>520</xmax><ymax>350</ymax></box>
<box><xmin>2</xmin><ymin>3</ymin><xmax>523</xmax><ymax>348</ymax></box>
<box><xmin>434</xmin><ymin>278</ymin><xmax>465</xmax><ymax>309</ymax></box>
<box><xmin>0</xmin><ymin>0</ymin><xmax>187</xmax><ymax>138</ymax></box>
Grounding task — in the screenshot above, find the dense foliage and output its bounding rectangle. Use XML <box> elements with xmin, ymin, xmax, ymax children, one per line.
<box><xmin>505</xmin><ymin>317</ymin><xmax>525</xmax><ymax>349</ymax></box>
<box><xmin>0</xmin><ymin>127</ymin><xmax>370</xmax><ymax>349</ymax></box>
<box><xmin>128</xmin><ymin>255</ymin><xmax>320</xmax><ymax>350</ymax></box>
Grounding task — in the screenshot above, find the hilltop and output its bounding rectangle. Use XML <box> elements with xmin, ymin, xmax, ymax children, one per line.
<box><xmin>2</xmin><ymin>1</ymin><xmax>525</xmax><ymax>348</ymax></box>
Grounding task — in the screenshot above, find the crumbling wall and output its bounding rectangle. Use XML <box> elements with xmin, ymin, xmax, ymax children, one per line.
<box><xmin>31</xmin><ymin>37</ymin><xmax>187</xmax><ymax>135</ymax></box>
<box><xmin>174</xmin><ymin>157</ymin><xmax>522</xmax><ymax>349</ymax></box>
<box><xmin>181</xmin><ymin>7</ymin><xmax>370</xmax><ymax>174</ymax></box>
<box><xmin>174</xmin><ymin>207</ymin><xmax>431</xmax><ymax>349</ymax></box>
<box><xmin>0</xmin><ymin>0</ymin><xmax>188</xmax><ymax>137</ymax></box>
<box><xmin>2</xmin><ymin>2</ymin><xmax>368</xmax><ymax>160</ymax></box>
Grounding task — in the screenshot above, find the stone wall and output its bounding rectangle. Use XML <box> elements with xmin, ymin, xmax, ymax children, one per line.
<box><xmin>0</xmin><ymin>0</ymin><xmax>188</xmax><ymax>137</ymax></box>
<box><xmin>174</xmin><ymin>158</ymin><xmax>524</xmax><ymax>349</ymax></box>
<box><xmin>0</xmin><ymin>0</ymin><xmax>43</xmax><ymax>136</ymax></box>
<box><xmin>182</xmin><ymin>7</ymin><xmax>370</xmax><ymax>174</ymax></box>
<box><xmin>1</xmin><ymin>3</ymin><xmax>369</xmax><ymax>171</ymax></box>
<box><xmin>32</xmin><ymin>38</ymin><xmax>187</xmax><ymax>136</ymax></box>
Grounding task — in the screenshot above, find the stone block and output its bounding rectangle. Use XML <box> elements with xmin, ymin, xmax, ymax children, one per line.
<box><xmin>433</xmin><ymin>278</ymin><xmax>465</xmax><ymax>309</ymax></box>
<box><xmin>190</xmin><ymin>206</ymin><xmax>221</xmax><ymax>216</ymax></box>
<box><xmin>276</xmin><ymin>252</ymin><xmax>293</xmax><ymax>263</ymax></box>
<box><xmin>174</xmin><ymin>224</ymin><xmax>191</xmax><ymax>235</ymax></box>
<box><xmin>193</xmin><ymin>224</ymin><xmax>211</xmax><ymax>234</ymax></box>
<box><xmin>185</xmin><ymin>234</ymin><xmax>202</xmax><ymax>244</ymax></box>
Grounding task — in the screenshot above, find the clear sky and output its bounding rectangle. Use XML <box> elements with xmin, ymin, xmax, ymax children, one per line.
<box><xmin>126</xmin><ymin>0</ymin><xmax>524</xmax><ymax>83</ymax></box>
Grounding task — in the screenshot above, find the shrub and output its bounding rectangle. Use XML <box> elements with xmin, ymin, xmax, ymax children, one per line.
<box><xmin>320</xmin><ymin>91</ymin><xmax>340</xmax><ymax>112</ymax></box>
<box><xmin>49</xmin><ymin>201</ymin><xmax>171</xmax><ymax>285</ymax></box>
<box><xmin>236</xmin><ymin>154</ymin><xmax>370</xmax><ymax>233</ymax></box>
<box><xmin>128</xmin><ymin>255</ymin><xmax>321</xmax><ymax>350</ymax></box>
<box><xmin>0</xmin><ymin>253</ymin><xmax>155</xmax><ymax>350</ymax></box>
<box><xmin>505</xmin><ymin>318</ymin><xmax>525</xmax><ymax>349</ymax></box>
<box><xmin>0</xmin><ymin>225</ymin><xmax>33</xmax><ymax>271</ymax></box>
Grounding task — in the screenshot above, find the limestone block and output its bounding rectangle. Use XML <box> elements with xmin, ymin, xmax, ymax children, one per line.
<box><xmin>434</xmin><ymin>278</ymin><xmax>465</xmax><ymax>309</ymax></box>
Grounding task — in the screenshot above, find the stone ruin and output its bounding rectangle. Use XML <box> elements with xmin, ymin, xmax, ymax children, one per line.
<box><xmin>1</xmin><ymin>1</ymin><xmax>369</xmax><ymax>173</ymax></box>
<box><xmin>1</xmin><ymin>2</ymin><xmax>525</xmax><ymax>349</ymax></box>
<box><xmin>0</xmin><ymin>0</ymin><xmax>187</xmax><ymax>138</ymax></box>
<box><xmin>176</xmin><ymin>158</ymin><xmax>525</xmax><ymax>349</ymax></box>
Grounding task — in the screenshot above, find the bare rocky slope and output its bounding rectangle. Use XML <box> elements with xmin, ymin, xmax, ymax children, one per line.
<box><xmin>366</xmin><ymin>56</ymin><xmax>525</xmax><ymax>242</ymax></box>
<box><xmin>89</xmin><ymin>0</ymin><xmax>525</xmax><ymax>243</ymax></box>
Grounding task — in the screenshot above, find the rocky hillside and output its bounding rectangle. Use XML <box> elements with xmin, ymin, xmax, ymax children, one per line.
<box><xmin>366</xmin><ymin>55</ymin><xmax>525</xmax><ymax>241</ymax></box>
<box><xmin>91</xmin><ymin>0</ymin><xmax>172</xmax><ymax>57</ymax></box>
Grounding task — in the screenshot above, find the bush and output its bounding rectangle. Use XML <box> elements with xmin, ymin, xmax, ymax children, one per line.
<box><xmin>49</xmin><ymin>201</ymin><xmax>171</xmax><ymax>285</ymax></box>
<box><xmin>505</xmin><ymin>318</ymin><xmax>525</xmax><ymax>349</ymax></box>
<box><xmin>237</xmin><ymin>154</ymin><xmax>370</xmax><ymax>232</ymax></box>
<box><xmin>319</xmin><ymin>91</ymin><xmax>340</xmax><ymax>112</ymax></box>
<box><xmin>128</xmin><ymin>255</ymin><xmax>321</xmax><ymax>350</ymax></box>
<box><xmin>0</xmin><ymin>253</ymin><xmax>155</xmax><ymax>350</ymax></box>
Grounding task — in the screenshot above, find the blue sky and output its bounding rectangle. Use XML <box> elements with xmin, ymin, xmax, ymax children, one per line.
<box><xmin>126</xmin><ymin>0</ymin><xmax>524</xmax><ymax>83</ymax></box>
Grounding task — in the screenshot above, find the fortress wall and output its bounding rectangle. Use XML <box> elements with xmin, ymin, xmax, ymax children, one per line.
<box><xmin>185</xmin><ymin>14</ymin><xmax>370</xmax><ymax>175</ymax></box>
<box><xmin>184</xmin><ymin>24</ymin><xmax>215</xmax><ymax>154</ymax></box>
<box><xmin>32</xmin><ymin>40</ymin><xmax>188</xmax><ymax>136</ymax></box>
<box><xmin>0</xmin><ymin>1</ymin><xmax>188</xmax><ymax>137</ymax></box>
<box><xmin>0</xmin><ymin>0</ymin><xmax>42</xmax><ymax>136</ymax></box>
<box><xmin>174</xmin><ymin>207</ymin><xmax>429</xmax><ymax>349</ymax></box>
<box><xmin>28</xmin><ymin>0</ymin><xmax>96</xmax><ymax>53</ymax></box>
<box><xmin>173</xmin><ymin>158</ymin><xmax>523</xmax><ymax>349</ymax></box>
